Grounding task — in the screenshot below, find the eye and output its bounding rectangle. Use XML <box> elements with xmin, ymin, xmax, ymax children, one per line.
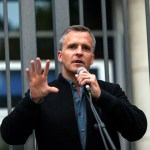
<box><xmin>68</xmin><ymin>44</ymin><xmax>77</xmax><ymax>50</ymax></box>
<box><xmin>83</xmin><ymin>45</ymin><xmax>91</xmax><ymax>52</ymax></box>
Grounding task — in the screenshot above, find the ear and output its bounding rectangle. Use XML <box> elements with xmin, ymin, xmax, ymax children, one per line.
<box><xmin>90</xmin><ymin>53</ymin><xmax>95</xmax><ymax>65</ymax></box>
<box><xmin>58</xmin><ymin>51</ymin><xmax>62</xmax><ymax>62</ymax></box>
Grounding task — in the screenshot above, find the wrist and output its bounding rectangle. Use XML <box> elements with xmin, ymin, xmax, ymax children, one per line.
<box><xmin>30</xmin><ymin>92</ymin><xmax>44</xmax><ymax>104</ymax></box>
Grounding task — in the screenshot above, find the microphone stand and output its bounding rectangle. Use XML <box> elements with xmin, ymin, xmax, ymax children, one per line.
<box><xmin>85</xmin><ymin>88</ymin><xmax>117</xmax><ymax>150</ymax></box>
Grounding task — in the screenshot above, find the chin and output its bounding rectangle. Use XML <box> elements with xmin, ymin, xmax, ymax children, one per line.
<box><xmin>70</xmin><ymin>64</ymin><xmax>84</xmax><ymax>73</ymax></box>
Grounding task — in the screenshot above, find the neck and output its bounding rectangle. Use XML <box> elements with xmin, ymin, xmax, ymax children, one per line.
<box><xmin>61</xmin><ymin>72</ymin><xmax>82</xmax><ymax>96</ymax></box>
<box><xmin>62</xmin><ymin>70</ymin><xmax>77</xmax><ymax>82</ymax></box>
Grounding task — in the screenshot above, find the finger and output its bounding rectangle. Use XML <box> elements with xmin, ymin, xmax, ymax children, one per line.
<box><xmin>31</xmin><ymin>60</ymin><xmax>36</xmax><ymax>76</ymax></box>
<box><xmin>43</xmin><ymin>60</ymin><xmax>50</xmax><ymax>76</ymax></box>
<box><xmin>48</xmin><ymin>87</ymin><xmax>59</xmax><ymax>93</ymax></box>
<box><xmin>26</xmin><ymin>68</ymin><xmax>32</xmax><ymax>82</ymax></box>
<box><xmin>36</xmin><ymin>57</ymin><xmax>42</xmax><ymax>75</ymax></box>
<box><xmin>77</xmin><ymin>74</ymin><xmax>91</xmax><ymax>86</ymax></box>
<box><xmin>75</xmin><ymin>74</ymin><xmax>79</xmax><ymax>79</ymax></box>
<box><xmin>77</xmin><ymin>74</ymin><xmax>91</xmax><ymax>83</ymax></box>
<box><xmin>80</xmin><ymin>78</ymin><xmax>91</xmax><ymax>87</ymax></box>
<box><xmin>79</xmin><ymin>69</ymin><xmax>88</xmax><ymax>74</ymax></box>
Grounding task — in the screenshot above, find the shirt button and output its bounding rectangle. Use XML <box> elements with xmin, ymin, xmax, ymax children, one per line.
<box><xmin>72</xmin><ymin>84</ymin><xmax>76</xmax><ymax>89</ymax></box>
<box><xmin>81</xmin><ymin>129</ymin><xmax>85</xmax><ymax>132</ymax></box>
<box><xmin>79</xmin><ymin>112</ymin><xmax>81</xmax><ymax>116</ymax></box>
<box><xmin>74</xmin><ymin>97</ymin><xmax>78</xmax><ymax>100</ymax></box>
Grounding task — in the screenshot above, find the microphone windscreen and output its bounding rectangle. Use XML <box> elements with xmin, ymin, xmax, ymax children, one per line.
<box><xmin>77</xmin><ymin>67</ymin><xmax>86</xmax><ymax>75</ymax></box>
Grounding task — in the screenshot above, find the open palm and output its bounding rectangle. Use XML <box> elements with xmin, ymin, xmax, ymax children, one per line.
<box><xmin>26</xmin><ymin>57</ymin><xmax>59</xmax><ymax>103</ymax></box>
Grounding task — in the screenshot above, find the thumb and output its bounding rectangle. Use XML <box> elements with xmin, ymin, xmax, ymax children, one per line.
<box><xmin>48</xmin><ymin>87</ymin><xmax>59</xmax><ymax>93</ymax></box>
<box><xmin>75</xmin><ymin>74</ymin><xmax>79</xmax><ymax>78</ymax></box>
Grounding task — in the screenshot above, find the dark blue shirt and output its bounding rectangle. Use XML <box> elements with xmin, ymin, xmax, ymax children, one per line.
<box><xmin>64</xmin><ymin>78</ymin><xmax>87</xmax><ymax>150</ymax></box>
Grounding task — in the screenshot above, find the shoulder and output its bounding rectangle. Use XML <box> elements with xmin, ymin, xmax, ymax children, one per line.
<box><xmin>97</xmin><ymin>80</ymin><xmax>124</xmax><ymax>96</ymax></box>
<box><xmin>48</xmin><ymin>73</ymin><xmax>70</xmax><ymax>88</ymax></box>
<box><xmin>98</xmin><ymin>80</ymin><xmax>120</xmax><ymax>89</ymax></box>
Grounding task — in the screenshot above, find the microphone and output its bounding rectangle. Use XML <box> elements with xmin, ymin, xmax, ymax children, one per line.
<box><xmin>77</xmin><ymin>70</ymin><xmax>116</xmax><ymax>150</ymax></box>
<box><xmin>77</xmin><ymin>67</ymin><xmax>90</xmax><ymax>91</ymax></box>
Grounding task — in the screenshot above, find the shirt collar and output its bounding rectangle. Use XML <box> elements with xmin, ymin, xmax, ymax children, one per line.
<box><xmin>61</xmin><ymin>74</ymin><xmax>84</xmax><ymax>93</ymax></box>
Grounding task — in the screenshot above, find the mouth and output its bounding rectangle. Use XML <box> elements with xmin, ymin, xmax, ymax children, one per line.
<box><xmin>72</xmin><ymin>60</ymin><xmax>84</xmax><ymax>64</ymax></box>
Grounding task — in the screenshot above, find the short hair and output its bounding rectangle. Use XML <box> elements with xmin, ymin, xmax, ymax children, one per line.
<box><xmin>59</xmin><ymin>25</ymin><xmax>96</xmax><ymax>52</ymax></box>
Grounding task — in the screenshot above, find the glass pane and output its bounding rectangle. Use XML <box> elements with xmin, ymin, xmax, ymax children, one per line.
<box><xmin>0</xmin><ymin>38</ymin><xmax>4</xmax><ymax>60</ymax></box>
<box><xmin>7</xmin><ymin>1</ymin><xmax>19</xmax><ymax>31</ymax></box>
<box><xmin>0</xmin><ymin>1</ymin><xmax>19</xmax><ymax>31</ymax></box>
<box><xmin>0</xmin><ymin>133</ymin><xmax>8</xmax><ymax>150</ymax></box>
<box><xmin>9</xmin><ymin>37</ymin><xmax>20</xmax><ymax>60</ymax></box>
<box><xmin>37</xmin><ymin>37</ymin><xmax>54</xmax><ymax>59</ymax></box>
<box><xmin>35</xmin><ymin>0</ymin><xmax>52</xmax><ymax>31</ymax></box>
<box><xmin>84</xmin><ymin>0</ymin><xmax>113</xmax><ymax>30</ymax></box>
<box><xmin>0</xmin><ymin>2</ymin><xmax>3</xmax><ymax>31</ymax></box>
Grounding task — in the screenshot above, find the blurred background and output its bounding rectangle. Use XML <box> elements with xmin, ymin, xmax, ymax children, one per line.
<box><xmin>0</xmin><ymin>0</ymin><xmax>149</xmax><ymax>150</ymax></box>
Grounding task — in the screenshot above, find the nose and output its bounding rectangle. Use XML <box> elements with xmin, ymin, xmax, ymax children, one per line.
<box><xmin>76</xmin><ymin>46</ymin><xmax>83</xmax><ymax>54</ymax></box>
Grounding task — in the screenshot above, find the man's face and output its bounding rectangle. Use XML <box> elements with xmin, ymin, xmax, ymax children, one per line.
<box><xmin>58</xmin><ymin>31</ymin><xmax>94</xmax><ymax>77</ymax></box>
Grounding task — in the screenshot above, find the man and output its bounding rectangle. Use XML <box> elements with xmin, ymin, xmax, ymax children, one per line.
<box><xmin>0</xmin><ymin>25</ymin><xmax>147</xmax><ymax>150</ymax></box>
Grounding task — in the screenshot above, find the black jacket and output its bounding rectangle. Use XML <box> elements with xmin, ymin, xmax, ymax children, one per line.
<box><xmin>0</xmin><ymin>73</ymin><xmax>147</xmax><ymax>150</ymax></box>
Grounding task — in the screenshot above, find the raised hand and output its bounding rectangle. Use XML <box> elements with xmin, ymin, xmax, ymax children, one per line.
<box><xmin>26</xmin><ymin>57</ymin><xmax>59</xmax><ymax>103</ymax></box>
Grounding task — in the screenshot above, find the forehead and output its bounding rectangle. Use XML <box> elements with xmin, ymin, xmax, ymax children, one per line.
<box><xmin>63</xmin><ymin>31</ymin><xmax>93</xmax><ymax>44</ymax></box>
